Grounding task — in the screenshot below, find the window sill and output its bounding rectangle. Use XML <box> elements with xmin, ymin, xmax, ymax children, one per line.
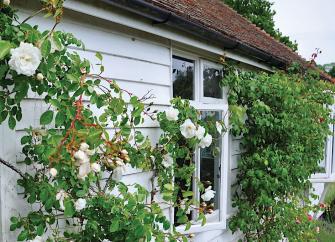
<box><xmin>175</xmin><ymin>210</ymin><xmax>227</xmax><ymax>234</ymax></box>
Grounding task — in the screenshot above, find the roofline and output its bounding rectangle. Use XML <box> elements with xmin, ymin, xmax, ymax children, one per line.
<box><xmin>102</xmin><ymin>0</ymin><xmax>287</xmax><ymax>69</ymax></box>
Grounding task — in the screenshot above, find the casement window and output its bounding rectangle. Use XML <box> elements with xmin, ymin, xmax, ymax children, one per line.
<box><xmin>171</xmin><ymin>52</ymin><xmax>229</xmax><ymax>232</ymax></box>
<box><xmin>311</xmin><ymin>103</ymin><xmax>335</xmax><ymax>181</ymax></box>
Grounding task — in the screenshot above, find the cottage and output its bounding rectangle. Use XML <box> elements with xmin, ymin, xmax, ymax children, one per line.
<box><xmin>1</xmin><ymin>0</ymin><xmax>334</xmax><ymax>241</ymax></box>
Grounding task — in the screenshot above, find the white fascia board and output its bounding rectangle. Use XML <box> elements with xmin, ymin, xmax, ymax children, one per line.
<box><xmin>63</xmin><ymin>0</ymin><xmax>273</xmax><ymax>72</ymax></box>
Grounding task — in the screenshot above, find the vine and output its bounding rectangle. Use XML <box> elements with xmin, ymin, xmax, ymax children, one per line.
<box><xmin>0</xmin><ymin>1</ymin><xmax>225</xmax><ymax>242</ymax></box>
<box><xmin>223</xmin><ymin>63</ymin><xmax>335</xmax><ymax>241</ymax></box>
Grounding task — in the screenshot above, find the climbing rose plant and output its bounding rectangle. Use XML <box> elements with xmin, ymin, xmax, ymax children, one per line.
<box><xmin>223</xmin><ymin>63</ymin><xmax>334</xmax><ymax>241</ymax></box>
<box><xmin>0</xmin><ymin>2</ymin><xmax>225</xmax><ymax>242</ymax></box>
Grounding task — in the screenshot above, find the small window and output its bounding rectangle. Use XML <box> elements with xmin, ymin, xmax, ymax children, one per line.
<box><xmin>172</xmin><ymin>56</ymin><xmax>194</xmax><ymax>100</ymax></box>
<box><xmin>203</xmin><ymin>63</ymin><xmax>223</xmax><ymax>99</ymax></box>
<box><xmin>199</xmin><ymin>111</ymin><xmax>222</xmax><ymax>211</ymax></box>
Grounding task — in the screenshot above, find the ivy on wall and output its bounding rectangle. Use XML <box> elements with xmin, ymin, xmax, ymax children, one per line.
<box><xmin>223</xmin><ymin>64</ymin><xmax>335</xmax><ymax>241</ymax></box>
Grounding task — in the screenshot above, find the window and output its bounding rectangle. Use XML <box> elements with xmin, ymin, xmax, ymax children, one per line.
<box><xmin>311</xmin><ymin>103</ymin><xmax>335</xmax><ymax>180</ymax></box>
<box><xmin>202</xmin><ymin>62</ymin><xmax>224</xmax><ymax>99</ymax></box>
<box><xmin>172</xmin><ymin>56</ymin><xmax>195</xmax><ymax>100</ymax></box>
<box><xmin>171</xmin><ymin>52</ymin><xmax>229</xmax><ymax>232</ymax></box>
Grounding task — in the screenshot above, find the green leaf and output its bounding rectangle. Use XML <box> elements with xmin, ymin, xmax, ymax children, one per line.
<box><xmin>109</xmin><ymin>220</ymin><xmax>119</xmax><ymax>232</ymax></box>
<box><xmin>76</xmin><ymin>190</ymin><xmax>86</xmax><ymax>197</ymax></box>
<box><xmin>95</xmin><ymin>52</ymin><xmax>103</xmax><ymax>61</ymax></box>
<box><xmin>17</xmin><ymin>230</ymin><xmax>28</xmax><ymax>241</ymax></box>
<box><xmin>55</xmin><ymin>112</ymin><xmax>65</xmax><ymax>126</ymax></box>
<box><xmin>41</xmin><ymin>39</ymin><xmax>51</xmax><ymax>57</ymax></box>
<box><xmin>40</xmin><ymin>110</ymin><xmax>54</xmax><ymax>125</ymax></box>
<box><xmin>8</xmin><ymin>115</ymin><xmax>16</xmax><ymax>130</ymax></box>
<box><xmin>0</xmin><ymin>40</ymin><xmax>12</xmax><ymax>60</ymax></box>
<box><xmin>64</xmin><ymin>199</ymin><xmax>75</xmax><ymax>217</ymax></box>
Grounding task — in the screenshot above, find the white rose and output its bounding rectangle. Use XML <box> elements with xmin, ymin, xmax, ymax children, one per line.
<box><xmin>29</xmin><ymin>236</ymin><xmax>44</xmax><ymax>242</ymax></box>
<box><xmin>112</xmin><ymin>165</ymin><xmax>126</xmax><ymax>181</ymax></box>
<box><xmin>75</xmin><ymin>198</ymin><xmax>86</xmax><ymax>211</ymax></box>
<box><xmin>56</xmin><ymin>190</ymin><xmax>67</xmax><ymax>210</ymax></box>
<box><xmin>195</xmin><ymin>126</ymin><xmax>205</xmax><ymax>140</ymax></box>
<box><xmin>201</xmin><ymin>186</ymin><xmax>216</xmax><ymax>202</ymax></box>
<box><xmin>8</xmin><ymin>42</ymin><xmax>42</xmax><ymax>76</ymax></box>
<box><xmin>120</xmin><ymin>149</ymin><xmax>128</xmax><ymax>155</ymax></box>
<box><xmin>199</xmin><ymin>134</ymin><xmax>212</xmax><ymax>148</ymax></box>
<box><xmin>216</xmin><ymin>121</ymin><xmax>223</xmax><ymax>134</ymax></box>
<box><xmin>86</xmin><ymin>149</ymin><xmax>95</xmax><ymax>156</ymax></box>
<box><xmin>74</xmin><ymin>150</ymin><xmax>89</xmax><ymax>164</ymax></box>
<box><xmin>78</xmin><ymin>162</ymin><xmax>91</xmax><ymax>179</ymax></box>
<box><xmin>36</xmin><ymin>73</ymin><xmax>44</xmax><ymax>81</ymax></box>
<box><xmin>49</xmin><ymin>168</ymin><xmax>57</xmax><ymax>177</ymax></box>
<box><xmin>165</xmin><ymin>107</ymin><xmax>179</xmax><ymax>121</ymax></box>
<box><xmin>3</xmin><ymin>0</ymin><xmax>10</xmax><ymax>6</ymax></box>
<box><xmin>162</xmin><ymin>154</ymin><xmax>173</xmax><ymax>168</ymax></box>
<box><xmin>180</xmin><ymin>119</ymin><xmax>196</xmax><ymax>139</ymax></box>
<box><xmin>79</xmin><ymin>143</ymin><xmax>90</xmax><ymax>152</ymax></box>
<box><xmin>91</xmin><ymin>163</ymin><xmax>101</xmax><ymax>173</ymax></box>
<box><xmin>114</xmin><ymin>157</ymin><xmax>125</xmax><ymax>166</ymax></box>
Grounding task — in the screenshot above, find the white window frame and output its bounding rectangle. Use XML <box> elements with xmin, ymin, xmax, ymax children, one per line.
<box><xmin>171</xmin><ymin>51</ymin><xmax>229</xmax><ymax>233</ymax></box>
<box><xmin>311</xmin><ymin>102</ymin><xmax>335</xmax><ymax>181</ymax></box>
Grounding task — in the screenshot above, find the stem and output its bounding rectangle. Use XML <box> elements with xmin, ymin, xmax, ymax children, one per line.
<box><xmin>21</xmin><ymin>8</ymin><xmax>46</xmax><ymax>24</ymax></box>
<box><xmin>0</xmin><ymin>157</ymin><xmax>26</xmax><ymax>179</ymax></box>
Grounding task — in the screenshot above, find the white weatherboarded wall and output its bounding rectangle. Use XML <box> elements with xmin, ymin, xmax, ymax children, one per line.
<box><xmin>0</xmin><ymin>1</ymin><xmax>274</xmax><ymax>241</ymax></box>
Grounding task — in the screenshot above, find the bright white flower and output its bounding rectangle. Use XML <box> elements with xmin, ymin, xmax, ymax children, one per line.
<box><xmin>91</xmin><ymin>163</ymin><xmax>101</xmax><ymax>173</ymax></box>
<box><xmin>75</xmin><ymin>198</ymin><xmax>87</xmax><ymax>211</ymax></box>
<box><xmin>165</xmin><ymin>107</ymin><xmax>179</xmax><ymax>121</ymax></box>
<box><xmin>74</xmin><ymin>150</ymin><xmax>87</xmax><ymax>161</ymax></box>
<box><xmin>36</xmin><ymin>73</ymin><xmax>44</xmax><ymax>81</ymax></box>
<box><xmin>78</xmin><ymin>162</ymin><xmax>91</xmax><ymax>179</ymax></box>
<box><xmin>49</xmin><ymin>168</ymin><xmax>57</xmax><ymax>177</ymax></box>
<box><xmin>162</xmin><ymin>154</ymin><xmax>173</xmax><ymax>168</ymax></box>
<box><xmin>114</xmin><ymin>157</ymin><xmax>125</xmax><ymax>166</ymax></box>
<box><xmin>180</xmin><ymin>119</ymin><xmax>196</xmax><ymax>139</ymax></box>
<box><xmin>56</xmin><ymin>190</ymin><xmax>67</xmax><ymax>210</ymax></box>
<box><xmin>86</xmin><ymin>149</ymin><xmax>95</xmax><ymax>156</ymax></box>
<box><xmin>29</xmin><ymin>236</ymin><xmax>43</xmax><ymax>242</ymax></box>
<box><xmin>3</xmin><ymin>0</ymin><xmax>10</xmax><ymax>6</ymax></box>
<box><xmin>8</xmin><ymin>42</ymin><xmax>42</xmax><ymax>76</ymax></box>
<box><xmin>120</xmin><ymin>149</ymin><xmax>128</xmax><ymax>155</ymax></box>
<box><xmin>199</xmin><ymin>134</ymin><xmax>212</xmax><ymax>148</ymax></box>
<box><xmin>79</xmin><ymin>143</ymin><xmax>90</xmax><ymax>152</ymax></box>
<box><xmin>195</xmin><ymin>126</ymin><xmax>206</xmax><ymax>140</ymax></box>
<box><xmin>201</xmin><ymin>186</ymin><xmax>216</xmax><ymax>202</ymax></box>
<box><xmin>102</xmin><ymin>240</ymin><xmax>112</xmax><ymax>242</ymax></box>
<box><xmin>112</xmin><ymin>165</ymin><xmax>126</xmax><ymax>181</ymax></box>
<box><xmin>216</xmin><ymin>121</ymin><xmax>223</xmax><ymax>134</ymax></box>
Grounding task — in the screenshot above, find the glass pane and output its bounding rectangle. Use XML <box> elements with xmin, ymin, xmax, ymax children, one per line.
<box><xmin>200</xmin><ymin>111</ymin><xmax>222</xmax><ymax>210</ymax></box>
<box><xmin>203</xmin><ymin>64</ymin><xmax>223</xmax><ymax>99</ymax></box>
<box><xmin>318</xmin><ymin>139</ymin><xmax>327</xmax><ymax>173</ymax></box>
<box><xmin>173</xmin><ymin>56</ymin><xmax>194</xmax><ymax>100</ymax></box>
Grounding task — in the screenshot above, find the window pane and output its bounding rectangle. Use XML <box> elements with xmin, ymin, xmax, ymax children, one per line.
<box><xmin>203</xmin><ymin>64</ymin><xmax>223</xmax><ymax>99</ymax></box>
<box><xmin>318</xmin><ymin>139</ymin><xmax>327</xmax><ymax>173</ymax></box>
<box><xmin>200</xmin><ymin>111</ymin><xmax>222</xmax><ymax>210</ymax></box>
<box><xmin>173</xmin><ymin>56</ymin><xmax>194</xmax><ymax>100</ymax></box>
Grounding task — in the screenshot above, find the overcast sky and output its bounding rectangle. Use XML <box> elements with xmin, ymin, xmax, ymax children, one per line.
<box><xmin>272</xmin><ymin>0</ymin><xmax>335</xmax><ymax>65</ymax></box>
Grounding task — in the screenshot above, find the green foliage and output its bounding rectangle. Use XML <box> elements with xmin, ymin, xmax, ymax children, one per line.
<box><xmin>0</xmin><ymin>2</ymin><xmax>224</xmax><ymax>241</ymax></box>
<box><xmin>223</xmin><ymin>0</ymin><xmax>298</xmax><ymax>51</ymax></box>
<box><xmin>328</xmin><ymin>66</ymin><xmax>335</xmax><ymax>78</ymax></box>
<box><xmin>222</xmin><ymin>65</ymin><xmax>335</xmax><ymax>241</ymax></box>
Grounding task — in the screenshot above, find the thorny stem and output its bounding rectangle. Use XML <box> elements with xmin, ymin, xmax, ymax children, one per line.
<box><xmin>0</xmin><ymin>157</ymin><xmax>26</xmax><ymax>179</ymax></box>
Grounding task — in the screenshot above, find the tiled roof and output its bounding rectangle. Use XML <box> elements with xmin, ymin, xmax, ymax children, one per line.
<box><xmin>143</xmin><ymin>0</ymin><xmax>333</xmax><ymax>81</ymax></box>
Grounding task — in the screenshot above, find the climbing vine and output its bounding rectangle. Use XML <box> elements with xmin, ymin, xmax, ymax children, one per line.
<box><xmin>223</xmin><ymin>63</ymin><xmax>334</xmax><ymax>241</ymax></box>
<box><xmin>0</xmin><ymin>1</ymin><xmax>224</xmax><ymax>241</ymax></box>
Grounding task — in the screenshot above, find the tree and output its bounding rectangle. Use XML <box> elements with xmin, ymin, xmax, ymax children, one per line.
<box><xmin>328</xmin><ymin>66</ymin><xmax>335</xmax><ymax>78</ymax></box>
<box><xmin>223</xmin><ymin>0</ymin><xmax>298</xmax><ymax>51</ymax></box>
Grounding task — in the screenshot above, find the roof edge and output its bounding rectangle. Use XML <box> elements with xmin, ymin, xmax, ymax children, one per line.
<box><xmin>102</xmin><ymin>0</ymin><xmax>287</xmax><ymax>69</ymax></box>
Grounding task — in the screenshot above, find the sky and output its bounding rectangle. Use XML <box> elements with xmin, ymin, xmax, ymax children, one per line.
<box><xmin>272</xmin><ymin>0</ymin><xmax>335</xmax><ymax>65</ymax></box>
